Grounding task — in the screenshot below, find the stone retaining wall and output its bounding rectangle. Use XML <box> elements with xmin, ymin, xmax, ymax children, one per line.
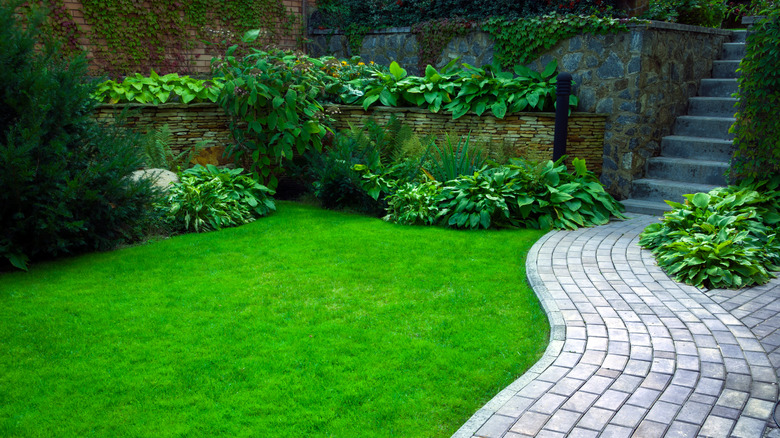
<box><xmin>329</xmin><ymin>106</ymin><xmax>607</xmax><ymax>175</ymax></box>
<box><xmin>308</xmin><ymin>22</ymin><xmax>733</xmax><ymax>198</ymax></box>
<box><xmin>95</xmin><ymin>103</ymin><xmax>606</xmax><ymax>175</ymax></box>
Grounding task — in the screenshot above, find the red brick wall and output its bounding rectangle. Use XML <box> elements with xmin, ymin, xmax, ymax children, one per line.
<box><xmin>60</xmin><ymin>0</ymin><xmax>307</xmax><ymax>75</ymax></box>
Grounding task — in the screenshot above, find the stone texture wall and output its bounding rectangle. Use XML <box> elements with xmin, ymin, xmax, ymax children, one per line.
<box><xmin>94</xmin><ymin>103</ymin><xmax>235</xmax><ymax>166</ymax></box>
<box><xmin>325</xmin><ymin>106</ymin><xmax>606</xmax><ymax>175</ymax></box>
<box><xmin>307</xmin><ymin>28</ymin><xmax>494</xmax><ymax>76</ymax></box>
<box><xmin>524</xmin><ymin>21</ymin><xmax>731</xmax><ymax>198</ymax></box>
<box><xmin>94</xmin><ymin>103</ymin><xmax>606</xmax><ymax>175</ymax></box>
<box><xmin>308</xmin><ymin>21</ymin><xmax>732</xmax><ymax>198</ymax></box>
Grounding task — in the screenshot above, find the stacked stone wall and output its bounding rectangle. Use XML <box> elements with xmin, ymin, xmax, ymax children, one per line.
<box><xmin>94</xmin><ymin>103</ymin><xmax>606</xmax><ymax>175</ymax></box>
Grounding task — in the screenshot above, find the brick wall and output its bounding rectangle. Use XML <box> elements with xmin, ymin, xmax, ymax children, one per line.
<box><xmin>61</xmin><ymin>0</ymin><xmax>307</xmax><ymax>75</ymax></box>
<box><xmin>94</xmin><ymin>103</ymin><xmax>607</xmax><ymax>175</ymax></box>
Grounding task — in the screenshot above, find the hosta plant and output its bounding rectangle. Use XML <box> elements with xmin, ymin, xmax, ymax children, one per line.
<box><xmin>92</xmin><ymin>71</ymin><xmax>223</xmax><ymax>104</ymax></box>
<box><xmin>163</xmin><ymin>164</ymin><xmax>275</xmax><ymax>232</ymax></box>
<box><xmin>639</xmin><ymin>177</ymin><xmax>780</xmax><ymax>289</ymax></box>
<box><xmin>508</xmin><ymin>158</ymin><xmax>626</xmax><ymax>230</ymax></box>
<box><xmin>436</xmin><ymin>167</ymin><xmax>522</xmax><ymax>230</ymax></box>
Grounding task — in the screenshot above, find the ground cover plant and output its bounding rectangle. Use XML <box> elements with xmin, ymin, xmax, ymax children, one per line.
<box><xmin>0</xmin><ymin>202</ymin><xmax>549</xmax><ymax>437</ymax></box>
<box><xmin>639</xmin><ymin>177</ymin><xmax>780</xmax><ymax>289</ymax></box>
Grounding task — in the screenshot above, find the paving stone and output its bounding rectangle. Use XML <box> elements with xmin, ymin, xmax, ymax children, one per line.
<box><xmin>456</xmin><ymin>216</ymin><xmax>780</xmax><ymax>438</ymax></box>
<box><xmin>476</xmin><ymin>414</ymin><xmax>516</xmax><ymax>438</ymax></box>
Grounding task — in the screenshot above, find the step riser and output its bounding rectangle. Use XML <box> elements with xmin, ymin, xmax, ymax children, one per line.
<box><xmin>699</xmin><ymin>79</ymin><xmax>739</xmax><ymax>97</ymax></box>
<box><xmin>688</xmin><ymin>98</ymin><xmax>738</xmax><ymax>117</ymax></box>
<box><xmin>621</xmin><ymin>200</ymin><xmax>671</xmax><ymax>216</ymax></box>
<box><xmin>721</xmin><ymin>43</ymin><xmax>746</xmax><ymax>60</ymax></box>
<box><xmin>674</xmin><ymin>118</ymin><xmax>735</xmax><ymax>140</ymax></box>
<box><xmin>646</xmin><ymin>160</ymin><xmax>728</xmax><ymax>186</ymax></box>
<box><xmin>661</xmin><ymin>138</ymin><xmax>735</xmax><ymax>162</ymax></box>
<box><xmin>732</xmin><ymin>31</ymin><xmax>747</xmax><ymax>43</ymax></box>
<box><xmin>712</xmin><ymin>62</ymin><xmax>741</xmax><ymax>79</ymax></box>
<box><xmin>631</xmin><ymin>181</ymin><xmax>714</xmax><ymax>203</ymax></box>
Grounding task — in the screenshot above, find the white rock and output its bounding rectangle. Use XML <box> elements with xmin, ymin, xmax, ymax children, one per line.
<box><xmin>130</xmin><ymin>168</ymin><xmax>179</xmax><ymax>192</ymax></box>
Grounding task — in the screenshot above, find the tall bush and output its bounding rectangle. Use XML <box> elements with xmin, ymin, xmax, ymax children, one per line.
<box><xmin>729</xmin><ymin>10</ymin><xmax>780</xmax><ymax>181</ymax></box>
<box><xmin>0</xmin><ymin>3</ymin><xmax>160</xmax><ymax>270</ymax></box>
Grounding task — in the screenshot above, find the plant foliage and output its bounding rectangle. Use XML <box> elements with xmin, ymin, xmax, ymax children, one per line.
<box><xmin>163</xmin><ymin>164</ymin><xmax>276</xmax><ymax>232</ymax></box>
<box><xmin>213</xmin><ymin>41</ymin><xmax>332</xmax><ymax>189</ymax></box>
<box><xmin>482</xmin><ymin>14</ymin><xmax>636</xmax><ymax>69</ymax></box>
<box><xmin>138</xmin><ymin>124</ymin><xmax>210</xmax><ymax>172</ymax></box>
<box><xmin>93</xmin><ymin>72</ymin><xmax>224</xmax><ymax>104</ymax></box>
<box><xmin>639</xmin><ymin>177</ymin><xmax>780</xmax><ymax>289</ymax></box>
<box><xmin>641</xmin><ymin>0</ymin><xmax>727</xmax><ymax>27</ymax></box>
<box><xmin>358</xmin><ymin>59</ymin><xmax>570</xmax><ymax>118</ymax></box>
<box><xmin>0</xmin><ymin>2</ymin><xmax>161</xmax><ymax>270</ymax></box>
<box><xmin>730</xmin><ymin>10</ymin><xmax>780</xmax><ymax>181</ymax></box>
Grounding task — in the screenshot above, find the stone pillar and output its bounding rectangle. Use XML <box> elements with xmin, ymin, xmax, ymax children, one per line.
<box><xmin>616</xmin><ymin>0</ymin><xmax>649</xmax><ymax>18</ymax></box>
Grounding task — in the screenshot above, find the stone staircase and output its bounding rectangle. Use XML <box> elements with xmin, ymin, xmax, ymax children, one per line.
<box><xmin>621</xmin><ymin>30</ymin><xmax>746</xmax><ymax>216</ymax></box>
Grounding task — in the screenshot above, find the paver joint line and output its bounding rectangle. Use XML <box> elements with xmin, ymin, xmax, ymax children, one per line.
<box><xmin>454</xmin><ymin>215</ymin><xmax>780</xmax><ymax>438</ymax></box>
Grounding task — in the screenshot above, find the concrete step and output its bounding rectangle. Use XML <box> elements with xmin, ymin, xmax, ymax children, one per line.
<box><xmin>712</xmin><ymin>60</ymin><xmax>741</xmax><ymax>79</ymax></box>
<box><xmin>630</xmin><ymin>178</ymin><xmax>722</xmax><ymax>203</ymax></box>
<box><xmin>674</xmin><ymin>116</ymin><xmax>736</xmax><ymax>140</ymax></box>
<box><xmin>646</xmin><ymin>156</ymin><xmax>729</xmax><ymax>186</ymax></box>
<box><xmin>699</xmin><ymin>78</ymin><xmax>739</xmax><ymax>97</ymax></box>
<box><xmin>721</xmin><ymin>42</ymin><xmax>746</xmax><ymax>60</ymax></box>
<box><xmin>661</xmin><ymin>136</ymin><xmax>735</xmax><ymax>162</ymax></box>
<box><xmin>688</xmin><ymin>97</ymin><xmax>738</xmax><ymax>117</ymax></box>
<box><xmin>732</xmin><ymin>30</ymin><xmax>747</xmax><ymax>43</ymax></box>
<box><xmin>621</xmin><ymin>198</ymin><xmax>672</xmax><ymax>217</ymax></box>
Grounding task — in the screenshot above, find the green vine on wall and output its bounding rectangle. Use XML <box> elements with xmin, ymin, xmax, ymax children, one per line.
<box><xmin>411</xmin><ymin>18</ymin><xmax>473</xmax><ymax>73</ymax></box>
<box><xmin>71</xmin><ymin>0</ymin><xmax>300</xmax><ymax>76</ymax></box>
<box><xmin>19</xmin><ymin>1</ymin><xmax>81</xmax><ymax>57</ymax></box>
<box><xmin>482</xmin><ymin>14</ymin><xmax>638</xmax><ymax>69</ymax></box>
<box><xmin>729</xmin><ymin>10</ymin><xmax>780</xmax><ymax>180</ymax></box>
<box><xmin>344</xmin><ymin>23</ymin><xmax>370</xmax><ymax>56</ymax></box>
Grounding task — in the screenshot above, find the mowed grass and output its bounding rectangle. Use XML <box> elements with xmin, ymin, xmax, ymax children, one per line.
<box><xmin>0</xmin><ymin>202</ymin><xmax>549</xmax><ymax>437</ymax></box>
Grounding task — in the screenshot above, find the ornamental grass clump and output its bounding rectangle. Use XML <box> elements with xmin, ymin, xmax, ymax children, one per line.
<box><xmin>639</xmin><ymin>177</ymin><xmax>780</xmax><ymax>289</ymax></box>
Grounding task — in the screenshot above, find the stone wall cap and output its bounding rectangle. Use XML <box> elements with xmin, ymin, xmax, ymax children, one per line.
<box><xmin>627</xmin><ymin>20</ymin><xmax>734</xmax><ymax>36</ymax></box>
<box><xmin>96</xmin><ymin>102</ymin><xmax>220</xmax><ymax>109</ymax></box>
<box><xmin>309</xmin><ymin>26</ymin><xmax>412</xmax><ymax>35</ymax></box>
<box><xmin>326</xmin><ymin>104</ymin><xmax>605</xmax><ymax>118</ymax></box>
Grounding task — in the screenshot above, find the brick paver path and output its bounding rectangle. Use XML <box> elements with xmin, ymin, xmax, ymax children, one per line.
<box><xmin>454</xmin><ymin>214</ymin><xmax>780</xmax><ymax>438</ymax></box>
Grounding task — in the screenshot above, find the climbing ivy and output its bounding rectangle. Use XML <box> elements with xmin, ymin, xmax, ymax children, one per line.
<box><xmin>411</xmin><ymin>17</ymin><xmax>473</xmax><ymax>73</ymax></box>
<box><xmin>18</xmin><ymin>1</ymin><xmax>80</xmax><ymax>57</ymax></box>
<box><xmin>32</xmin><ymin>0</ymin><xmax>300</xmax><ymax>76</ymax></box>
<box><xmin>344</xmin><ymin>23</ymin><xmax>371</xmax><ymax>56</ymax></box>
<box><xmin>482</xmin><ymin>14</ymin><xmax>639</xmax><ymax>69</ymax></box>
<box><xmin>729</xmin><ymin>10</ymin><xmax>780</xmax><ymax>181</ymax></box>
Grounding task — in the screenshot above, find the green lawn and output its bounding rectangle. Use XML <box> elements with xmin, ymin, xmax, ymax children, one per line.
<box><xmin>0</xmin><ymin>202</ymin><xmax>549</xmax><ymax>437</ymax></box>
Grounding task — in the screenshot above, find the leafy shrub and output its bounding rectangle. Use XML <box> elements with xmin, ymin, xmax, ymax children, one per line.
<box><xmin>641</xmin><ymin>0</ymin><xmax>726</xmax><ymax>27</ymax></box>
<box><xmin>0</xmin><ymin>3</ymin><xmax>161</xmax><ymax>270</ymax></box>
<box><xmin>163</xmin><ymin>164</ymin><xmax>275</xmax><ymax>232</ymax></box>
<box><xmin>93</xmin><ymin>71</ymin><xmax>224</xmax><ymax>104</ymax></box>
<box><xmin>213</xmin><ymin>36</ymin><xmax>331</xmax><ymax>189</ymax></box>
<box><xmin>138</xmin><ymin>124</ymin><xmax>210</xmax><ymax>171</ymax></box>
<box><xmin>729</xmin><ymin>9</ymin><xmax>780</xmax><ymax>181</ymax></box>
<box><xmin>639</xmin><ymin>177</ymin><xmax>780</xmax><ymax>289</ymax></box>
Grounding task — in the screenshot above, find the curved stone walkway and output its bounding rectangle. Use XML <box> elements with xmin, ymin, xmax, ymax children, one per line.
<box><xmin>454</xmin><ymin>214</ymin><xmax>780</xmax><ymax>438</ymax></box>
